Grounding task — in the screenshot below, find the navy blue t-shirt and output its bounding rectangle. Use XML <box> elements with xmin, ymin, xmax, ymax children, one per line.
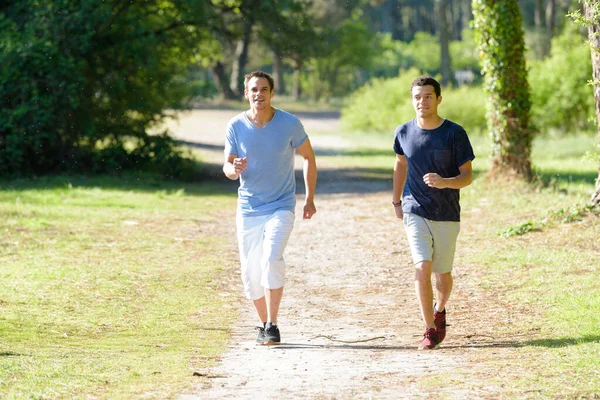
<box><xmin>393</xmin><ymin>119</ymin><xmax>475</xmax><ymax>222</ymax></box>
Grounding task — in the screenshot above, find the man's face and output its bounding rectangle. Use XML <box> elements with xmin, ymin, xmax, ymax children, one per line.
<box><xmin>411</xmin><ymin>85</ymin><xmax>441</xmax><ymax>119</ymax></box>
<box><xmin>245</xmin><ymin>77</ymin><xmax>273</xmax><ymax>110</ymax></box>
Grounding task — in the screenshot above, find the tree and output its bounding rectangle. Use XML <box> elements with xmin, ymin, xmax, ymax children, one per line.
<box><xmin>473</xmin><ymin>0</ymin><xmax>534</xmax><ymax>181</ymax></box>
<box><xmin>570</xmin><ymin>1</ymin><xmax>600</xmax><ymax>206</ymax></box>
<box><xmin>436</xmin><ymin>0</ymin><xmax>453</xmax><ymax>85</ymax></box>
<box><xmin>0</xmin><ymin>0</ymin><xmax>212</xmax><ymax>176</ymax></box>
<box><xmin>207</xmin><ymin>0</ymin><xmax>318</xmax><ymax>100</ymax></box>
<box><xmin>259</xmin><ymin>0</ymin><xmax>320</xmax><ymax>99</ymax></box>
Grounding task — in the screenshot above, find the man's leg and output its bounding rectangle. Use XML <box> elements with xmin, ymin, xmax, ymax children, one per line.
<box><xmin>261</xmin><ymin>210</ymin><xmax>294</xmax><ymax>344</ymax></box>
<box><xmin>433</xmin><ymin>272</ymin><xmax>452</xmax><ymax>343</ymax></box>
<box><xmin>264</xmin><ymin>288</ymin><xmax>284</xmax><ymax>344</ymax></box>
<box><xmin>434</xmin><ymin>272</ymin><xmax>453</xmax><ymax>312</ymax></box>
<box><xmin>430</xmin><ymin>219</ymin><xmax>459</xmax><ymax>344</ymax></box>
<box><xmin>415</xmin><ymin>260</ymin><xmax>435</xmax><ymax>329</ymax></box>
<box><xmin>265</xmin><ymin>287</ymin><xmax>284</xmax><ymax>323</ymax></box>
<box><xmin>237</xmin><ymin>213</ymin><xmax>268</xmax><ymax>330</ymax></box>
<box><xmin>253</xmin><ymin>297</ymin><xmax>268</xmax><ymax>323</ymax></box>
<box><xmin>415</xmin><ymin>260</ymin><xmax>440</xmax><ymax>350</ymax></box>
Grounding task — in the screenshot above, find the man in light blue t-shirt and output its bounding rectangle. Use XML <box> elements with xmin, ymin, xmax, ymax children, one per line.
<box><xmin>223</xmin><ymin>71</ymin><xmax>317</xmax><ymax>345</ymax></box>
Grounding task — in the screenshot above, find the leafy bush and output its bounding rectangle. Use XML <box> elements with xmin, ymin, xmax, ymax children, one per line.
<box><xmin>439</xmin><ymin>85</ymin><xmax>488</xmax><ymax>136</ymax></box>
<box><xmin>341</xmin><ymin>68</ymin><xmax>487</xmax><ymax>135</ymax></box>
<box><xmin>0</xmin><ymin>1</ymin><xmax>205</xmax><ymax>177</ymax></box>
<box><xmin>341</xmin><ymin>68</ymin><xmax>420</xmax><ymax>134</ymax></box>
<box><xmin>528</xmin><ymin>26</ymin><xmax>594</xmax><ymax>134</ymax></box>
<box><xmin>449</xmin><ymin>29</ymin><xmax>481</xmax><ymax>74</ymax></box>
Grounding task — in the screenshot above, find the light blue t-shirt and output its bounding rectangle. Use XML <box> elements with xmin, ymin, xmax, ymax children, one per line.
<box><xmin>224</xmin><ymin>109</ymin><xmax>309</xmax><ymax>217</ymax></box>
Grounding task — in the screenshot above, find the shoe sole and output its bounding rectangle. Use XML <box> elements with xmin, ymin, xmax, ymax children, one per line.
<box><xmin>263</xmin><ymin>339</ymin><xmax>280</xmax><ymax>346</ymax></box>
<box><xmin>417</xmin><ymin>344</ymin><xmax>440</xmax><ymax>350</ymax></box>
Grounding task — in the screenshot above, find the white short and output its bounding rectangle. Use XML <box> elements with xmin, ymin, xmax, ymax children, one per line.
<box><xmin>236</xmin><ymin>209</ymin><xmax>295</xmax><ymax>300</ymax></box>
<box><xmin>403</xmin><ymin>212</ymin><xmax>460</xmax><ymax>274</ymax></box>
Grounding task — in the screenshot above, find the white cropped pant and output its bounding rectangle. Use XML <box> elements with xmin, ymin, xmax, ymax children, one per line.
<box><xmin>236</xmin><ymin>209</ymin><xmax>295</xmax><ymax>300</ymax></box>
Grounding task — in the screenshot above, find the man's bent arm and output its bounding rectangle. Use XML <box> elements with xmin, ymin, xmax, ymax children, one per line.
<box><xmin>223</xmin><ymin>154</ymin><xmax>241</xmax><ymax>180</ymax></box>
<box><xmin>423</xmin><ymin>160</ymin><xmax>473</xmax><ymax>190</ymax></box>
<box><xmin>447</xmin><ymin>161</ymin><xmax>473</xmax><ymax>189</ymax></box>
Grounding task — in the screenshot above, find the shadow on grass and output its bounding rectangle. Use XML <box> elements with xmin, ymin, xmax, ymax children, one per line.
<box><xmin>438</xmin><ymin>334</ymin><xmax>600</xmax><ymax>350</ymax></box>
<box><xmin>535</xmin><ymin>170</ymin><xmax>598</xmax><ymax>188</ymax></box>
<box><xmin>274</xmin><ymin>335</ymin><xmax>600</xmax><ymax>351</ymax></box>
<box><xmin>0</xmin><ymin>166</ymin><xmax>239</xmax><ymax>197</ymax></box>
<box><xmin>260</xmin><ymin>337</ymin><xmax>600</xmax><ymax>351</ymax></box>
<box><xmin>0</xmin><ymin>352</ymin><xmax>22</xmax><ymax>357</ymax></box>
<box><xmin>0</xmin><ymin>139</ymin><xmax>508</xmax><ymax>198</ymax></box>
<box><xmin>524</xmin><ymin>335</ymin><xmax>600</xmax><ymax>348</ymax></box>
<box><xmin>199</xmin><ymin>326</ymin><xmax>233</xmax><ymax>333</ymax></box>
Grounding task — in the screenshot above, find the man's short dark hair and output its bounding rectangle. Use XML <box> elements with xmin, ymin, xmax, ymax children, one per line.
<box><xmin>410</xmin><ymin>76</ymin><xmax>441</xmax><ymax>97</ymax></box>
<box><xmin>244</xmin><ymin>70</ymin><xmax>275</xmax><ymax>92</ymax></box>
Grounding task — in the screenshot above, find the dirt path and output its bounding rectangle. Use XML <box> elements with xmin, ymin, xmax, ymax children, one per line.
<box><xmin>173</xmin><ymin>109</ymin><xmax>504</xmax><ymax>399</ymax></box>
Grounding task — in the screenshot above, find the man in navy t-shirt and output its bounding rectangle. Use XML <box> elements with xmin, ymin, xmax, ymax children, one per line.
<box><xmin>392</xmin><ymin>76</ymin><xmax>475</xmax><ymax>350</ymax></box>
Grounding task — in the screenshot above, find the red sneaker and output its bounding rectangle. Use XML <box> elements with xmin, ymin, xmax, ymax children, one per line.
<box><xmin>434</xmin><ymin>305</ymin><xmax>447</xmax><ymax>343</ymax></box>
<box><xmin>418</xmin><ymin>327</ymin><xmax>439</xmax><ymax>350</ymax></box>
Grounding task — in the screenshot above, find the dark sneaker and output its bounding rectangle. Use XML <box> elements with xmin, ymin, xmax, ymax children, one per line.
<box><xmin>264</xmin><ymin>322</ymin><xmax>281</xmax><ymax>345</ymax></box>
<box><xmin>434</xmin><ymin>304</ymin><xmax>447</xmax><ymax>343</ymax></box>
<box><xmin>255</xmin><ymin>326</ymin><xmax>265</xmax><ymax>345</ymax></box>
<box><xmin>418</xmin><ymin>327</ymin><xmax>439</xmax><ymax>350</ymax></box>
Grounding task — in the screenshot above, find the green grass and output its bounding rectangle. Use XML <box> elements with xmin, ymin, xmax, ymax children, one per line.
<box><xmin>460</xmin><ymin>135</ymin><xmax>599</xmax><ymax>397</ymax></box>
<box><xmin>0</xmin><ymin>175</ymin><xmax>238</xmax><ymax>399</ymax></box>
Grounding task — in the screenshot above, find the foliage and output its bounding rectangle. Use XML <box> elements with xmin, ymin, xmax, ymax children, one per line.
<box><xmin>500</xmin><ymin>204</ymin><xmax>598</xmax><ymax>237</ymax></box>
<box><xmin>397</xmin><ymin>32</ymin><xmax>441</xmax><ymax>76</ymax></box>
<box><xmin>0</xmin><ymin>0</ymin><xmax>209</xmax><ymax>177</ymax></box>
<box><xmin>341</xmin><ymin>68</ymin><xmax>487</xmax><ymax>135</ymax></box>
<box><xmin>341</xmin><ymin>68</ymin><xmax>421</xmax><ymax>134</ymax></box>
<box><xmin>449</xmin><ymin>29</ymin><xmax>481</xmax><ymax>73</ymax></box>
<box><xmin>439</xmin><ymin>85</ymin><xmax>488</xmax><ymax>135</ymax></box>
<box><xmin>529</xmin><ymin>25</ymin><xmax>595</xmax><ymax>133</ymax></box>
<box><xmin>371</xmin><ymin>30</ymin><xmax>480</xmax><ymax>80</ymax></box>
<box><xmin>303</xmin><ymin>16</ymin><xmax>379</xmax><ymax>100</ymax></box>
<box><xmin>472</xmin><ymin>0</ymin><xmax>533</xmax><ymax>180</ymax></box>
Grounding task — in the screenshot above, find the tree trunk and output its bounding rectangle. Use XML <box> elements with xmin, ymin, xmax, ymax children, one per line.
<box><xmin>534</xmin><ymin>0</ymin><xmax>545</xmax><ymax>28</ymax></box>
<box><xmin>546</xmin><ymin>0</ymin><xmax>556</xmax><ymax>36</ymax></box>
<box><xmin>272</xmin><ymin>49</ymin><xmax>286</xmax><ymax>95</ymax></box>
<box><xmin>584</xmin><ymin>1</ymin><xmax>600</xmax><ymax>206</ymax></box>
<box><xmin>229</xmin><ymin>20</ymin><xmax>253</xmax><ymax>97</ymax></box>
<box><xmin>473</xmin><ymin>0</ymin><xmax>533</xmax><ymax>181</ymax></box>
<box><xmin>212</xmin><ymin>61</ymin><xmax>237</xmax><ymax>100</ymax></box>
<box><xmin>292</xmin><ymin>59</ymin><xmax>302</xmax><ymax>100</ymax></box>
<box><xmin>461</xmin><ymin>0</ymin><xmax>472</xmax><ymax>39</ymax></box>
<box><xmin>437</xmin><ymin>0</ymin><xmax>453</xmax><ymax>86</ymax></box>
<box><xmin>447</xmin><ymin>0</ymin><xmax>458</xmax><ymax>40</ymax></box>
<box><xmin>380</xmin><ymin>0</ymin><xmax>394</xmax><ymax>34</ymax></box>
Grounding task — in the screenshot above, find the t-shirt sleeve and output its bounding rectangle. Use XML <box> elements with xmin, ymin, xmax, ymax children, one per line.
<box><xmin>224</xmin><ymin>123</ymin><xmax>238</xmax><ymax>156</ymax></box>
<box><xmin>454</xmin><ymin>127</ymin><xmax>475</xmax><ymax>167</ymax></box>
<box><xmin>393</xmin><ymin>127</ymin><xmax>404</xmax><ymax>155</ymax></box>
<box><xmin>291</xmin><ymin>118</ymin><xmax>309</xmax><ymax>148</ymax></box>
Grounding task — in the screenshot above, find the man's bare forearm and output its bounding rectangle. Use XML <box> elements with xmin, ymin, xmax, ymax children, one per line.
<box><xmin>303</xmin><ymin>157</ymin><xmax>317</xmax><ymax>202</ymax></box>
